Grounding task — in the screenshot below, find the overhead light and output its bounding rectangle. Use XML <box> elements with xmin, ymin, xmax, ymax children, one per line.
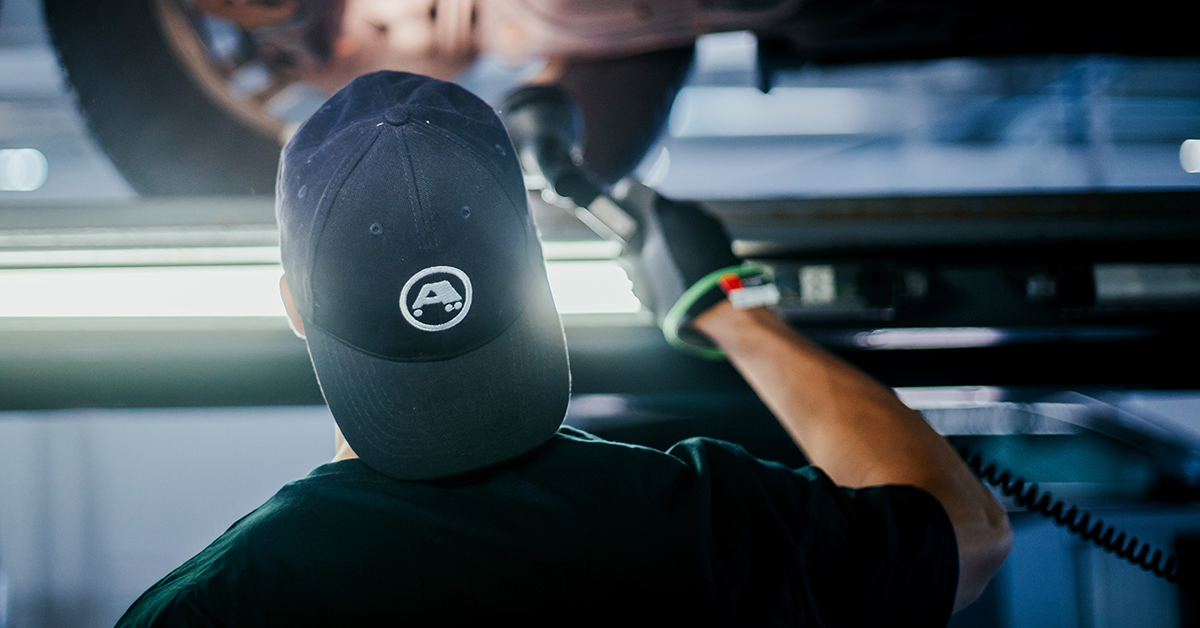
<box><xmin>894</xmin><ymin>386</ymin><xmax>1007</xmax><ymax>408</ymax></box>
<box><xmin>693</xmin><ymin>31</ymin><xmax>757</xmax><ymax>74</ymax></box>
<box><xmin>0</xmin><ymin>260</ymin><xmax>642</xmax><ymax>318</ymax></box>
<box><xmin>546</xmin><ymin>261</ymin><xmax>641</xmax><ymax>314</ymax></box>
<box><xmin>854</xmin><ymin>327</ymin><xmax>1005</xmax><ymax>350</ymax></box>
<box><xmin>1181</xmin><ymin>139</ymin><xmax>1200</xmax><ymax>173</ymax></box>
<box><xmin>0</xmin><ymin>239</ymin><xmax>618</xmax><ymax>265</ymax></box>
<box><xmin>0</xmin><ymin>265</ymin><xmax>287</xmax><ymax>318</ymax></box>
<box><xmin>540</xmin><ymin>240</ymin><xmax>621</xmax><ymax>260</ymax></box>
<box><xmin>0</xmin><ymin>148</ymin><xmax>48</xmax><ymax>192</ymax></box>
<box><xmin>0</xmin><ymin>246</ymin><xmax>281</xmax><ymax>268</ymax></box>
<box><xmin>1094</xmin><ymin>264</ymin><xmax>1200</xmax><ymax>302</ymax></box>
<box><xmin>669</xmin><ymin>87</ymin><xmax>873</xmax><ymax>137</ymax></box>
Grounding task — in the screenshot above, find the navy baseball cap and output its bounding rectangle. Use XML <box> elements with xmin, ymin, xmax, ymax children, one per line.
<box><xmin>276</xmin><ymin>71</ymin><xmax>570</xmax><ymax>481</ymax></box>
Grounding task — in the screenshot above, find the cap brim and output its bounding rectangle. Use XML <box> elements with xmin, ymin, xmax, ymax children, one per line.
<box><xmin>305</xmin><ymin>278</ymin><xmax>570</xmax><ymax>481</ymax></box>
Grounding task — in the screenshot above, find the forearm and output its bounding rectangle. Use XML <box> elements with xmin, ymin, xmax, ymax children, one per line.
<box><xmin>693</xmin><ymin>302</ymin><xmax>1011</xmax><ymax>611</ymax></box>
<box><xmin>696</xmin><ymin>303</ymin><xmax>953</xmax><ymax>488</ymax></box>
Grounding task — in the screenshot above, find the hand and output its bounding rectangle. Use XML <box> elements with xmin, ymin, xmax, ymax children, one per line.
<box><xmin>624</xmin><ymin>190</ymin><xmax>740</xmax><ymax>326</ymax></box>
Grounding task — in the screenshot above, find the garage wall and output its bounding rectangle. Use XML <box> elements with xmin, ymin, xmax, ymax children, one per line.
<box><xmin>0</xmin><ymin>407</ymin><xmax>335</xmax><ymax>628</ymax></box>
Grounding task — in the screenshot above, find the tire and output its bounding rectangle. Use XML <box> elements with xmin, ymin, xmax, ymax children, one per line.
<box><xmin>44</xmin><ymin>0</ymin><xmax>281</xmax><ymax>195</ymax></box>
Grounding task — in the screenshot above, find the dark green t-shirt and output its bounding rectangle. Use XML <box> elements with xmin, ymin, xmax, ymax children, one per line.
<box><xmin>117</xmin><ymin>427</ymin><xmax>957</xmax><ymax>626</ymax></box>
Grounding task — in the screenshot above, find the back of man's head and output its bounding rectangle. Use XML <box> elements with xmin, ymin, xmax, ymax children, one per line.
<box><xmin>276</xmin><ymin>71</ymin><xmax>570</xmax><ymax>481</ymax></box>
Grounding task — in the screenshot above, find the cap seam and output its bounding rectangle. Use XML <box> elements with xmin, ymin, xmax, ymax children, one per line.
<box><xmin>398</xmin><ymin>124</ymin><xmax>436</xmax><ymax>251</ymax></box>
<box><xmin>407</xmin><ymin>120</ymin><xmax>530</xmax><ymax>232</ymax></box>
<box><xmin>388</xmin><ymin>123</ymin><xmax>432</xmax><ymax>250</ymax></box>
<box><xmin>304</xmin><ymin>123</ymin><xmax>384</xmax><ymax>315</ymax></box>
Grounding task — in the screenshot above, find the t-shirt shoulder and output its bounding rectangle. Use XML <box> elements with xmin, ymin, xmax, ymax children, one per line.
<box><xmin>116</xmin><ymin>428</ymin><xmax>958</xmax><ymax>627</ymax></box>
<box><xmin>661</xmin><ymin>435</ymin><xmax>959</xmax><ymax>626</ymax></box>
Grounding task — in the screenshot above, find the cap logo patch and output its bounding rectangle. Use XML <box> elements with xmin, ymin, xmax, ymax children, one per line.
<box><xmin>400</xmin><ymin>266</ymin><xmax>473</xmax><ymax>331</ymax></box>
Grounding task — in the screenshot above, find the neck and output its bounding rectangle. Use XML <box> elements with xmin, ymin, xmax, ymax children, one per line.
<box><xmin>333</xmin><ymin>424</ymin><xmax>359</xmax><ymax>462</ymax></box>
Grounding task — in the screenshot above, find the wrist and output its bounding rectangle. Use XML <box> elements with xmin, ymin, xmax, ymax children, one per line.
<box><xmin>661</xmin><ymin>264</ymin><xmax>779</xmax><ymax>359</ymax></box>
<box><xmin>693</xmin><ymin>301</ymin><xmax>788</xmax><ymax>350</ymax></box>
<box><xmin>692</xmin><ymin>299</ymin><xmax>738</xmax><ymax>334</ymax></box>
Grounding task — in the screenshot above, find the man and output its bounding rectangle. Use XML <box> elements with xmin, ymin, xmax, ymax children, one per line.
<box><xmin>117</xmin><ymin>71</ymin><xmax>1010</xmax><ymax>626</ymax></box>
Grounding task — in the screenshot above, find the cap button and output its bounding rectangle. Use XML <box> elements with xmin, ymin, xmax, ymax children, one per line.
<box><xmin>383</xmin><ymin>105</ymin><xmax>409</xmax><ymax>126</ymax></box>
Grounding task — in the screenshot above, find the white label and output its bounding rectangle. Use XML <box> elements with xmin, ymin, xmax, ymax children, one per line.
<box><xmin>728</xmin><ymin>284</ymin><xmax>781</xmax><ymax>309</ymax></box>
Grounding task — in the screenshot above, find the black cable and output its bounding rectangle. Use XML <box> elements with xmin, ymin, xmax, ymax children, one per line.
<box><xmin>958</xmin><ymin>445</ymin><xmax>1193</xmax><ymax>587</ymax></box>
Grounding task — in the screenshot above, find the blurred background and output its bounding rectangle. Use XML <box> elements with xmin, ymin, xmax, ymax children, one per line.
<box><xmin>2</xmin><ymin>0</ymin><xmax>1200</xmax><ymax>626</ymax></box>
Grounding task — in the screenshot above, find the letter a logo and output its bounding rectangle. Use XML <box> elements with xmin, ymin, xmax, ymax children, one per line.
<box><xmin>400</xmin><ymin>266</ymin><xmax>472</xmax><ymax>331</ymax></box>
<box><xmin>411</xmin><ymin>281</ymin><xmax>464</xmax><ymax>316</ymax></box>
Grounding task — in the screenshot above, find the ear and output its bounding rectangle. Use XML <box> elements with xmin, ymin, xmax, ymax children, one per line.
<box><xmin>279</xmin><ymin>274</ymin><xmax>306</xmax><ymax>339</ymax></box>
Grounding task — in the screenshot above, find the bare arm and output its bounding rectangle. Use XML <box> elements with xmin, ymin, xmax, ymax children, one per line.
<box><xmin>693</xmin><ymin>302</ymin><xmax>1012</xmax><ymax>612</ymax></box>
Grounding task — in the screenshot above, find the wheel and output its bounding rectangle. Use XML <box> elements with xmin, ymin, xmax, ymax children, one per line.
<box><xmin>42</xmin><ymin>0</ymin><xmax>690</xmax><ymax>197</ymax></box>
<box><xmin>44</xmin><ymin>0</ymin><xmax>284</xmax><ymax>195</ymax></box>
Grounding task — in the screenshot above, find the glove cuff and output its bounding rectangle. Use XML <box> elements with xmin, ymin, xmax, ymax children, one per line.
<box><xmin>662</xmin><ymin>263</ymin><xmax>781</xmax><ymax>360</ymax></box>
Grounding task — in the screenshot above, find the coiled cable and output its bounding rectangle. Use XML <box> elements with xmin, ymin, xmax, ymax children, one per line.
<box><xmin>958</xmin><ymin>445</ymin><xmax>1192</xmax><ymax>587</ymax></box>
